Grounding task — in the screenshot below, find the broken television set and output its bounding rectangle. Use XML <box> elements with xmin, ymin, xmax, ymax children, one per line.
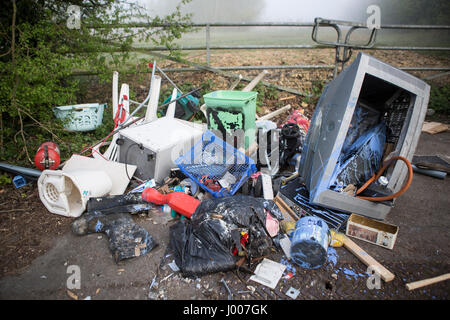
<box><xmin>298</xmin><ymin>52</ymin><xmax>430</xmax><ymax>220</ymax></box>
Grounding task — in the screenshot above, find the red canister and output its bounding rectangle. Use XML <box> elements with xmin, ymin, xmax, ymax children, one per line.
<box><xmin>34</xmin><ymin>142</ymin><xmax>61</xmax><ymax>171</ymax></box>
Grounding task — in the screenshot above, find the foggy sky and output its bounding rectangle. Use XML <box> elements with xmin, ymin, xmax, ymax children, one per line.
<box><xmin>141</xmin><ymin>0</ymin><xmax>374</xmax><ymax>23</ymax></box>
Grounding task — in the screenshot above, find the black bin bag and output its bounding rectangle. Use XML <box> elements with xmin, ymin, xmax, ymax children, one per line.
<box><xmin>169</xmin><ymin>195</ymin><xmax>283</xmax><ymax>278</ymax></box>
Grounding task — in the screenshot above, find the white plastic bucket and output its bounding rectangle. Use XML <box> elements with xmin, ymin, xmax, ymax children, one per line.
<box><xmin>290</xmin><ymin>216</ymin><xmax>330</xmax><ymax>269</ymax></box>
<box><xmin>38</xmin><ymin>169</ymin><xmax>112</xmax><ymax>217</ymax></box>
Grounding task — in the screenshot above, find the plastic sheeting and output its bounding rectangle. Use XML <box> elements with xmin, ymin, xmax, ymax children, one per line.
<box><xmin>279</xmin><ymin>179</ymin><xmax>350</xmax><ymax>231</ymax></box>
<box><xmin>331</xmin><ymin>111</ymin><xmax>386</xmax><ymax>190</ymax></box>
<box><xmin>169</xmin><ymin>195</ymin><xmax>283</xmax><ymax>277</ymax></box>
<box><xmin>72</xmin><ymin>209</ymin><xmax>157</xmax><ymax>262</ymax></box>
<box><xmin>340</xmin><ymin>103</ymin><xmax>380</xmax><ymax>157</ymax></box>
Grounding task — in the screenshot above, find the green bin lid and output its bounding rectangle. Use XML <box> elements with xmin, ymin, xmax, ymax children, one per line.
<box><xmin>203</xmin><ymin>90</ymin><xmax>257</xmax><ymax>102</ymax></box>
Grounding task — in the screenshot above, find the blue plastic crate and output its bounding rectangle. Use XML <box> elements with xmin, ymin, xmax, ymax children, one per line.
<box><xmin>175</xmin><ymin>130</ymin><xmax>257</xmax><ymax>198</ymax></box>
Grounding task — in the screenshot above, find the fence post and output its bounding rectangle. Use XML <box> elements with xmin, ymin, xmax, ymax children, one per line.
<box><xmin>206</xmin><ymin>24</ymin><xmax>211</xmax><ymax>66</ymax></box>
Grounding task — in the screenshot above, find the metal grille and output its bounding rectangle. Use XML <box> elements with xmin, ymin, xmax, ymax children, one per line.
<box><xmin>384</xmin><ymin>91</ymin><xmax>412</xmax><ymax>144</ymax></box>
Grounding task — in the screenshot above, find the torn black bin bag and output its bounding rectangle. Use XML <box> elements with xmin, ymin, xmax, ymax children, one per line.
<box><xmin>169</xmin><ymin>195</ymin><xmax>283</xmax><ymax>278</ymax></box>
<box><xmin>72</xmin><ymin>210</ymin><xmax>157</xmax><ymax>263</ymax></box>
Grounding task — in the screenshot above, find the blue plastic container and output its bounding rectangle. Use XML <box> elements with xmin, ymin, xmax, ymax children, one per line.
<box><xmin>13</xmin><ymin>175</ymin><xmax>27</xmax><ymax>189</ymax></box>
<box><xmin>175</xmin><ymin>130</ymin><xmax>257</xmax><ymax>198</ymax></box>
<box><xmin>290</xmin><ymin>216</ymin><xmax>330</xmax><ymax>269</ymax></box>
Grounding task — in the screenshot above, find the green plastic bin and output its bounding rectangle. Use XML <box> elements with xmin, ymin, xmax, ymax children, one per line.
<box><xmin>203</xmin><ymin>90</ymin><xmax>257</xmax><ymax>149</ymax></box>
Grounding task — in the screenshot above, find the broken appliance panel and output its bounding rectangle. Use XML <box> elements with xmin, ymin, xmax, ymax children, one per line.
<box><xmin>299</xmin><ymin>52</ymin><xmax>430</xmax><ymax>220</ymax></box>
<box><xmin>118</xmin><ymin>117</ymin><xmax>206</xmax><ymax>183</ymax></box>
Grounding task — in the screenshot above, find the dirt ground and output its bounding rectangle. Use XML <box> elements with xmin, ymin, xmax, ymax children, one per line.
<box><xmin>0</xmin><ymin>49</ymin><xmax>449</xmax><ymax>302</ymax></box>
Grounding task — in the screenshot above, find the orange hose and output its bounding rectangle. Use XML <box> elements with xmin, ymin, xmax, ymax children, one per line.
<box><xmin>356</xmin><ymin>156</ymin><xmax>413</xmax><ymax>202</ymax></box>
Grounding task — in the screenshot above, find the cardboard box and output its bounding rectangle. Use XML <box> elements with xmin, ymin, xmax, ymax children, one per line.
<box><xmin>346</xmin><ymin>213</ymin><xmax>399</xmax><ymax>250</ymax></box>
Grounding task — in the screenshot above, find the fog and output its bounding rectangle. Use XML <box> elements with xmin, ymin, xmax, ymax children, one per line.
<box><xmin>139</xmin><ymin>0</ymin><xmax>449</xmax><ymax>25</ymax></box>
<box><xmin>142</xmin><ymin>0</ymin><xmax>377</xmax><ymax>24</ymax></box>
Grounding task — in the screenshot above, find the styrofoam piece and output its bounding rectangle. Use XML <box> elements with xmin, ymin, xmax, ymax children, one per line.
<box><xmin>144</xmin><ymin>75</ymin><xmax>161</xmax><ymax>123</ymax></box>
<box><xmin>165</xmin><ymin>88</ymin><xmax>178</xmax><ymax>119</ymax></box>
<box><xmin>249</xmin><ymin>258</ymin><xmax>286</xmax><ymax>290</ymax></box>
<box><xmin>63</xmin><ymin>155</ymin><xmax>136</xmax><ymax>195</ymax></box>
<box><xmin>38</xmin><ymin>169</ymin><xmax>112</xmax><ymax>217</ymax></box>
<box><xmin>261</xmin><ymin>173</ymin><xmax>274</xmax><ymax>200</ymax></box>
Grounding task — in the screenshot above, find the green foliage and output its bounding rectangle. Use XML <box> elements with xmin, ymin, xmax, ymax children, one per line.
<box><xmin>0</xmin><ymin>0</ymin><xmax>194</xmax><ymax>165</ymax></box>
<box><xmin>253</xmin><ymin>83</ymin><xmax>279</xmax><ymax>108</ymax></box>
<box><xmin>0</xmin><ymin>174</ymin><xmax>12</xmax><ymax>186</ymax></box>
<box><xmin>428</xmin><ymin>83</ymin><xmax>450</xmax><ymax>115</ymax></box>
<box><xmin>303</xmin><ymin>80</ymin><xmax>325</xmax><ymax>105</ymax></box>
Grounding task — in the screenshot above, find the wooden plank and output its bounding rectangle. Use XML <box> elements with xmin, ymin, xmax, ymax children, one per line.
<box><xmin>147</xmin><ymin>51</ymin><xmax>307</xmax><ymax>96</ymax></box>
<box><xmin>259</xmin><ymin>104</ymin><xmax>291</xmax><ymax>121</ymax></box>
<box><xmin>422</xmin><ymin>121</ymin><xmax>448</xmax><ymax>134</ymax></box>
<box><xmin>343</xmin><ymin>236</ymin><xmax>395</xmax><ymax>282</ymax></box>
<box><xmin>406</xmin><ymin>273</ymin><xmax>450</xmax><ymax>291</ymax></box>
<box><xmin>274</xmin><ymin>194</ymin><xmax>298</xmax><ymax>222</ymax></box>
<box><xmin>279</xmin><ymin>95</ymin><xmax>296</xmax><ymax>101</ymax></box>
<box><xmin>242</xmin><ymin>70</ymin><xmax>269</xmax><ymax>92</ymax></box>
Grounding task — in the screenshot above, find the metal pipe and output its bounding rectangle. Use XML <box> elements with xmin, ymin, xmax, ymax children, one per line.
<box><xmin>206</xmin><ymin>24</ymin><xmax>211</xmax><ymax>66</ymax></box>
<box><xmin>130</xmin><ymin>44</ymin><xmax>450</xmax><ymax>51</ymax></box>
<box><xmin>0</xmin><ymin>163</ymin><xmax>42</xmax><ymax>178</ymax></box>
<box><xmin>89</xmin><ymin>22</ymin><xmax>450</xmax><ymax>29</ymax></box>
<box><xmin>412</xmin><ymin>164</ymin><xmax>447</xmax><ymax>179</ymax></box>
<box><xmin>160</xmin><ymin>65</ymin><xmax>450</xmax><ymax>72</ymax></box>
<box><xmin>70</xmin><ymin>64</ymin><xmax>450</xmax><ymax>76</ymax></box>
<box><xmin>156</xmin><ymin>65</ymin><xmax>183</xmax><ymax>93</ymax></box>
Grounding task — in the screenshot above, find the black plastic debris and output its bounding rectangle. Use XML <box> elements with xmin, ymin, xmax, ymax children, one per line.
<box><xmin>279</xmin><ymin>178</ymin><xmax>350</xmax><ymax>231</ymax></box>
<box><xmin>72</xmin><ymin>210</ymin><xmax>157</xmax><ymax>262</ymax></box>
<box><xmin>412</xmin><ymin>155</ymin><xmax>450</xmax><ymax>173</ymax></box>
<box><xmin>87</xmin><ymin>193</ymin><xmax>154</xmax><ymax>214</ymax></box>
<box><xmin>169</xmin><ymin>195</ymin><xmax>283</xmax><ymax>278</ymax></box>
<box><xmin>279</xmin><ymin>123</ymin><xmax>305</xmax><ymax>167</ymax></box>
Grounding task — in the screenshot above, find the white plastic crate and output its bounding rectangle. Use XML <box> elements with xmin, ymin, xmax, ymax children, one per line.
<box><xmin>53</xmin><ymin>103</ymin><xmax>106</xmax><ymax>132</ymax></box>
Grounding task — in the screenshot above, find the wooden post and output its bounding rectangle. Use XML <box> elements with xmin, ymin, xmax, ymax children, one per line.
<box><xmin>406</xmin><ymin>273</ymin><xmax>450</xmax><ymax>291</ymax></box>
<box><xmin>343</xmin><ymin>236</ymin><xmax>395</xmax><ymax>282</ymax></box>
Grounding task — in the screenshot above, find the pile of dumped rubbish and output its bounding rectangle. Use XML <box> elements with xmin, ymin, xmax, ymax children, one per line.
<box><xmin>2</xmin><ymin>52</ymin><xmax>448</xmax><ymax>298</ymax></box>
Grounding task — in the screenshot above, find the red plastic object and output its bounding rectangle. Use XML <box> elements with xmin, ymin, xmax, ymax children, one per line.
<box><xmin>142</xmin><ymin>187</ymin><xmax>200</xmax><ymax>219</ymax></box>
<box><xmin>286</xmin><ymin>109</ymin><xmax>310</xmax><ymax>133</ymax></box>
<box><xmin>113</xmin><ymin>104</ymin><xmax>127</xmax><ymax>128</ymax></box>
<box><xmin>34</xmin><ymin>142</ymin><xmax>60</xmax><ymax>171</ymax></box>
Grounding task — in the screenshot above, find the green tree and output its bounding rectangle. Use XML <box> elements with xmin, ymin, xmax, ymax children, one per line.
<box><xmin>0</xmin><ymin>0</ymin><xmax>193</xmax><ymax>163</ymax></box>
